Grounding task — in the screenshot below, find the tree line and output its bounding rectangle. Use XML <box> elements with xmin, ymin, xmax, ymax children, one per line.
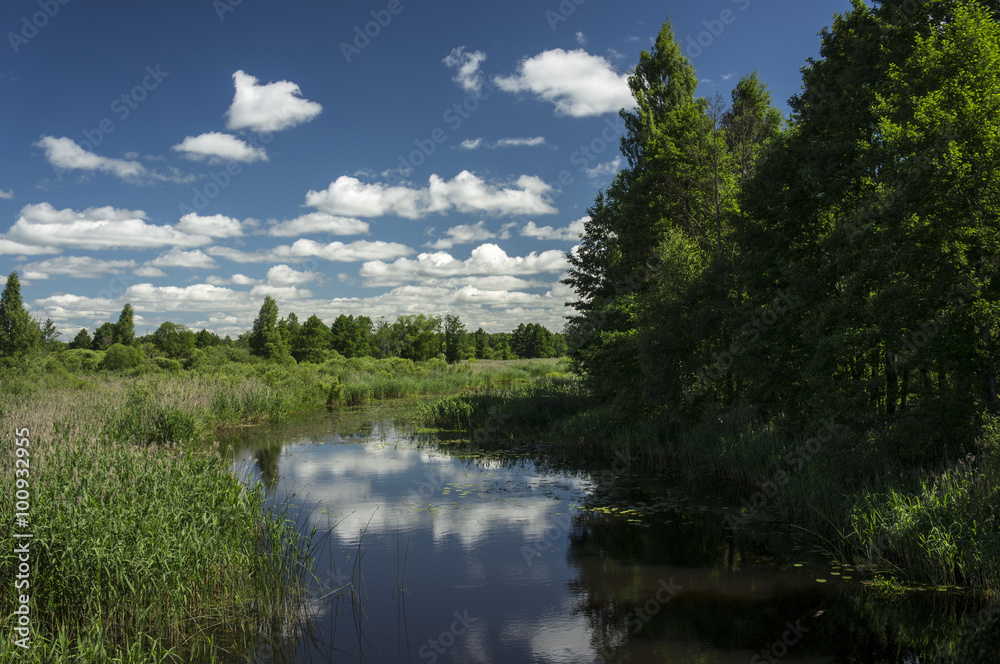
<box><xmin>0</xmin><ymin>279</ymin><xmax>566</xmax><ymax>367</ymax></box>
<box><xmin>565</xmin><ymin>3</ymin><xmax>1000</xmax><ymax>459</ymax></box>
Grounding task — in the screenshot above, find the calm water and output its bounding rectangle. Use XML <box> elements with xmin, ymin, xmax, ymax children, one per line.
<box><xmin>224</xmin><ymin>400</ymin><xmax>999</xmax><ymax>664</ymax></box>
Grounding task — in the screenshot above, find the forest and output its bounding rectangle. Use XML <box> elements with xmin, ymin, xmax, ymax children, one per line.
<box><xmin>0</xmin><ymin>278</ymin><xmax>566</xmax><ymax>373</ymax></box>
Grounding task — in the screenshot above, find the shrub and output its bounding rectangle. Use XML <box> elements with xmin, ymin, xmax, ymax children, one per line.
<box><xmin>100</xmin><ymin>343</ymin><xmax>145</xmax><ymax>371</ymax></box>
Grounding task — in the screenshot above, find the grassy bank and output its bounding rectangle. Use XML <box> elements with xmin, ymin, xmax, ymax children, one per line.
<box><xmin>0</xmin><ymin>355</ymin><xmax>562</xmax><ymax>661</ymax></box>
<box><xmin>420</xmin><ymin>381</ymin><xmax>1000</xmax><ymax>596</ymax></box>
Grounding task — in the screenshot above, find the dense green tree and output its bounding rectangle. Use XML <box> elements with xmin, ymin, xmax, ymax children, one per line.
<box><xmin>114</xmin><ymin>303</ymin><xmax>135</xmax><ymax>346</ymax></box>
<box><xmin>393</xmin><ymin>314</ymin><xmax>442</xmax><ymax>361</ymax></box>
<box><xmin>249</xmin><ymin>296</ymin><xmax>286</xmax><ymax>360</ymax></box>
<box><xmin>0</xmin><ymin>272</ymin><xmax>40</xmax><ymax>358</ymax></box>
<box><xmin>293</xmin><ymin>315</ymin><xmax>333</xmax><ymax>364</ymax></box>
<box><xmin>330</xmin><ymin>314</ymin><xmax>374</xmax><ymax>358</ymax></box>
<box><xmin>195</xmin><ymin>329</ymin><xmax>223</xmax><ymax>348</ymax></box>
<box><xmin>443</xmin><ymin>314</ymin><xmax>468</xmax><ymax>364</ymax></box>
<box><xmin>277</xmin><ymin>312</ymin><xmax>300</xmax><ymax>346</ymax></box>
<box><xmin>92</xmin><ymin>322</ymin><xmax>117</xmax><ymax>351</ymax></box>
<box><xmin>69</xmin><ymin>327</ymin><xmax>92</xmax><ymax>350</ymax></box>
<box><xmin>152</xmin><ymin>321</ymin><xmax>196</xmax><ymax>359</ymax></box>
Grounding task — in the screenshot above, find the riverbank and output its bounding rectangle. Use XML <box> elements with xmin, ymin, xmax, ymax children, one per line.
<box><xmin>0</xmin><ymin>356</ymin><xmax>564</xmax><ymax>662</ymax></box>
<box><xmin>420</xmin><ymin>379</ymin><xmax>1000</xmax><ymax>597</ymax></box>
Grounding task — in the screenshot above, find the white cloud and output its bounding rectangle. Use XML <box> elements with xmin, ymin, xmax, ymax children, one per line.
<box><xmin>265</xmin><ymin>264</ymin><xmax>320</xmax><ymax>287</ymax></box>
<box><xmin>495</xmin><ymin>136</ymin><xmax>546</xmax><ymax>148</ymax></box>
<box><xmin>359</xmin><ymin>243</ymin><xmax>570</xmax><ymax>286</ymax></box>
<box><xmin>722</xmin><ymin>72</ymin><xmax>738</xmax><ymax>81</ymax></box>
<box><xmin>520</xmin><ymin>216</ymin><xmax>587</xmax><ymax>241</ymax></box>
<box><xmin>226</xmin><ymin>70</ymin><xmax>323</xmax><ymax>133</ymax></box>
<box><xmin>134</xmin><ymin>266</ymin><xmax>167</xmax><ymax>278</ymax></box>
<box><xmin>583</xmin><ymin>156</ymin><xmax>622</xmax><ymax>180</ymax></box>
<box><xmin>459</xmin><ymin>138</ymin><xmax>483</xmax><ymax>150</ymax></box>
<box><xmin>35</xmin><ymin>136</ymin><xmax>146</xmax><ymax>182</ymax></box>
<box><xmin>4</xmin><ymin>203</ymin><xmax>210</xmax><ymax>251</ymax></box>
<box><xmin>175</xmin><ymin>213</ymin><xmax>244</xmax><ymax>238</ymax></box>
<box><xmin>494</xmin><ymin>49</ymin><xmax>633</xmax><ymax>117</ymax></box>
<box><xmin>0</xmin><ymin>189</ymin><xmax>13</xmax><ymax>199</ymax></box>
<box><xmin>208</xmin><ymin>239</ymin><xmax>413</xmax><ymax>264</ymax></box>
<box><xmin>426</xmin><ymin>221</ymin><xmax>496</xmax><ymax>250</ymax></box>
<box><xmin>305</xmin><ymin>171</ymin><xmax>557</xmax><ymax>219</ymax></box>
<box><xmin>443</xmin><ymin>46</ymin><xmax>487</xmax><ymax>93</ymax></box>
<box><xmin>172</xmin><ymin>132</ymin><xmax>268</xmax><ymax>164</ymax></box>
<box><xmin>17</xmin><ymin>256</ymin><xmax>137</xmax><ymax>279</ymax></box>
<box><xmin>266</xmin><ymin>212</ymin><xmax>369</xmax><ymax>237</ymax></box>
<box><xmin>575</xmin><ymin>31</ymin><xmax>587</xmax><ymax>46</ymax></box>
<box><xmin>206</xmin><ymin>273</ymin><xmax>259</xmax><ymax>286</ymax></box>
<box><xmin>146</xmin><ymin>249</ymin><xmax>218</xmax><ymax>269</ymax></box>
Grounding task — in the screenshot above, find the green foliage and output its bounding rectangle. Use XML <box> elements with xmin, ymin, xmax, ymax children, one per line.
<box><xmin>0</xmin><ymin>272</ymin><xmax>40</xmax><ymax>358</ymax></box>
<box><xmin>69</xmin><ymin>327</ymin><xmax>92</xmax><ymax>350</ymax></box>
<box><xmin>57</xmin><ymin>349</ymin><xmax>105</xmax><ymax>373</ymax></box>
<box><xmin>152</xmin><ymin>321</ymin><xmax>196</xmax><ymax>360</ymax></box>
<box><xmin>114</xmin><ymin>303</ymin><xmax>135</xmax><ymax>346</ymax></box>
<box><xmin>92</xmin><ymin>321</ymin><xmax>116</xmax><ymax>351</ymax></box>
<box><xmin>249</xmin><ymin>295</ymin><xmax>286</xmax><ymax>360</ymax></box>
<box><xmin>100</xmin><ymin>343</ymin><xmax>145</xmax><ymax>371</ymax></box>
<box><xmin>293</xmin><ymin>314</ymin><xmax>333</xmax><ymax>364</ymax></box>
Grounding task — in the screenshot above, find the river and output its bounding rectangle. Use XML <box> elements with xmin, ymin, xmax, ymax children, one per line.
<box><xmin>223</xmin><ymin>399</ymin><xmax>998</xmax><ymax>664</ymax></box>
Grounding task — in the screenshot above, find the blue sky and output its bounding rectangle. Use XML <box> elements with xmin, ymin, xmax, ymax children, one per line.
<box><xmin>0</xmin><ymin>0</ymin><xmax>852</xmax><ymax>339</ymax></box>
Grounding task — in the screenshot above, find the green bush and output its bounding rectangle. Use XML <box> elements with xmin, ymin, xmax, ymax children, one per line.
<box><xmin>156</xmin><ymin>357</ymin><xmax>184</xmax><ymax>372</ymax></box>
<box><xmin>100</xmin><ymin>343</ymin><xmax>145</xmax><ymax>371</ymax></box>
<box><xmin>58</xmin><ymin>349</ymin><xmax>105</xmax><ymax>373</ymax></box>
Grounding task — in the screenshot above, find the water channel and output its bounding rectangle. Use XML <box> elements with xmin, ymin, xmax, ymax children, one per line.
<box><xmin>223</xmin><ymin>399</ymin><xmax>999</xmax><ymax>663</ymax></box>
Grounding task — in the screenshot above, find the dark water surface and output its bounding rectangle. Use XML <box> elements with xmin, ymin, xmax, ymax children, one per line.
<box><xmin>224</xmin><ymin>400</ymin><xmax>999</xmax><ymax>664</ymax></box>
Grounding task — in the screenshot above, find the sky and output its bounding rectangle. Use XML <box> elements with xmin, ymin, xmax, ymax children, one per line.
<box><xmin>0</xmin><ymin>0</ymin><xmax>853</xmax><ymax>340</ymax></box>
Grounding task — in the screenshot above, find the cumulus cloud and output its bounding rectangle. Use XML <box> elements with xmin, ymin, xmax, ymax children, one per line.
<box><xmin>146</xmin><ymin>249</ymin><xmax>218</xmax><ymax>269</ymax></box>
<box><xmin>0</xmin><ymin>189</ymin><xmax>13</xmax><ymax>199</ymax></box>
<box><xmin>266</xmin><ymin>212</ymin><xmax>369</xmax><ymax>237</ymax></box>
<box><xmin>4</xmin><ymin>203</ymin><xmax>211</xmax><ymax>251</ymax></box>
<box><xmin>35</xmin><ymin>136</ymin><xmax>147</xmax><ymax>182</ymax></box>
<box><xmin>305</xmin><ymin>171</ymin><xmax>557</xmax><ymax>219</ymax></box>
<box><xmin>359</xmin><ymin>243</ymin><xmax>569</xmax><ymax>286</ymax></box>
<box><xmin>520</xmin><ymin>216</ymin><xmax>587</xmax><ymax>241</ymax></box>
<box><xmin>208</xmin><ymin>239</ymin><xmax>413</xmax><ymax>264</ymax></box>
<box><xmin>426</xmin><ymin>221</ymin><xmax>496</xmax><ymax>250</ymax></box>
<box><xmin>172</xmin><ymin>132</ymin><xmax>268</xmax><ymax>163</ymax></box>
<box><xmin>494</xmin><ymin>49</ymin><xmax>633</xmax><ymax>117</ymax></box>
<box><xmin>443</xmin><ymin>46</ymin><xmax>487</xmax><ymax>93</ymax></box>
<box><xmin>17</xmin><ymin>256</ymin><xmax>137</xmax><ymax>279</ymax></box>
<box><xmin>265</xmin><ymin>264</ymin><xmax>320</xmax><ymax>287</ymax></box>
<box><xmin>175</xmin><ymin>213</ymin><xmax>244</xmax><ymax>238</ymax></box>
<box><xmin>459</xmin><ymin>138</ymin><xmax>483</xmax><ymax>150</ymax></box>
<box><xmin>206</xmin><ymin>273</ymin><xmax>259</xmax><ymax>286</ymax></box>
<box><xmin>226</xmin><ymin>70</ymin><xmax>323</xmax><ymax>132</ymax></box>
<box><xmin>134</xmin><ymin>266</ymin><xmax>167</xmax><ymax>278</ymax></box>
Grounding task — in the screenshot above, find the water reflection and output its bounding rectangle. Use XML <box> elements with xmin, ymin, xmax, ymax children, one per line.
<box><xmin>222</xmin><ymin>402</ymin><xmax>999</xmax><ymax>664</ymax></box>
